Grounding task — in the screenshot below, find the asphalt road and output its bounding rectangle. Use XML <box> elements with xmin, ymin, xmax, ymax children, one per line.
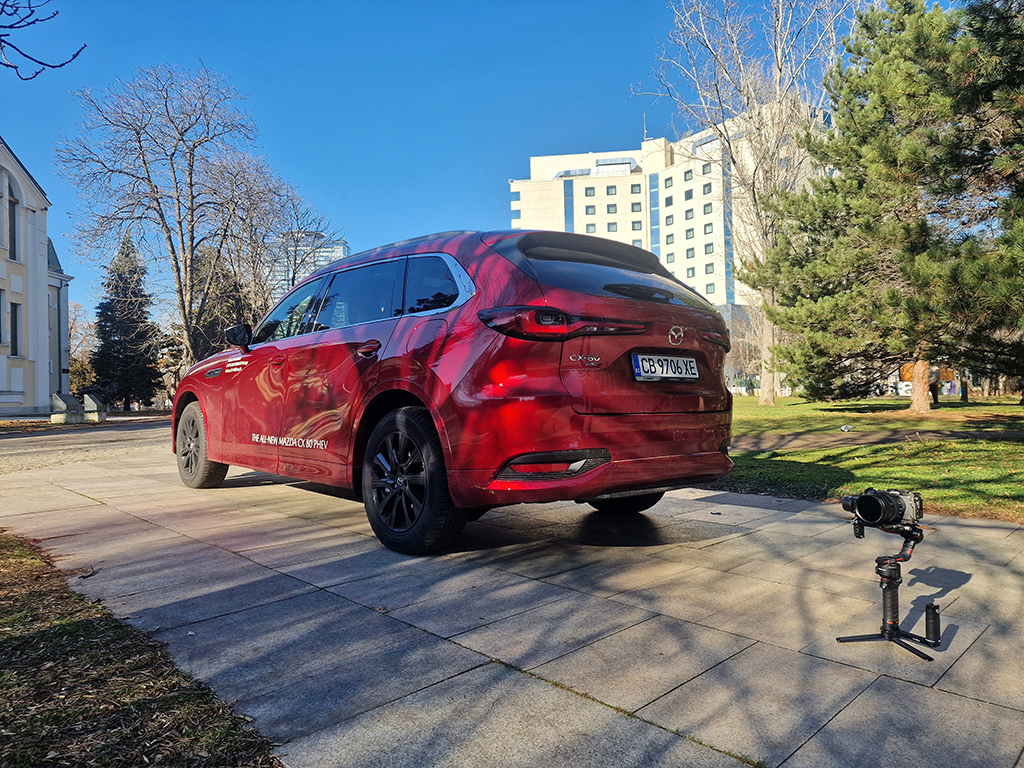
<box><xmin>0</xmin><ymin>418</ymin><xmax>171</xmax><ymax>474</ymax></box>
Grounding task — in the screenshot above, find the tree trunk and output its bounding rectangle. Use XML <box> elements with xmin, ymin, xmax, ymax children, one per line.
<box><xmin>758</xmin><ymin>322</ymin><xmax>777</xmax><ymax>406</ymax></box>
<box><xmin>908</xmin><ymin>358</ymin><xmax>931</xmax><ymax>414</ymax></box>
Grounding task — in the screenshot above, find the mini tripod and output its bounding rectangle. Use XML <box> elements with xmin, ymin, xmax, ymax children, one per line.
<box><xmin>836</xmin><ymin>521</ymin><xmax>942</xmax><ymax>661</ymax></box>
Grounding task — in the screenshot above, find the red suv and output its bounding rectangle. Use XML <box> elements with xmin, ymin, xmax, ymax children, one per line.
<box><xmin>173</xmin><ymin>230</ymin><xmax>733</xmax><ymax>553</ymax></box>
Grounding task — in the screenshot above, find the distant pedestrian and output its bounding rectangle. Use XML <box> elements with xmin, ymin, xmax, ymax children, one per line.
<box><xmin>929</xmin><ymin>364</ymin><xmax>941</xmax><ymax>405</ymax></box>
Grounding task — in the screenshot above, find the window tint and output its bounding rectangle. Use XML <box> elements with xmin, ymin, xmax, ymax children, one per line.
<box><xmin>252</xmin><ymin>278</ymin><xmax>326</xmax><ymax>344</ymax></box>
<box><xmin>314</xmin><ymin>260</ymin><xmax>404</xmax><ymax>331</ymax></box>
<box><xmin>405</xmin><ymin>256</ymin><xmax>460</xmax><ymax>314</ymax></box>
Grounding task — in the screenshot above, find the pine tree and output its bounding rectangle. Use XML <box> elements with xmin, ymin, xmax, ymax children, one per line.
<box><xmin>91</xmin><ymin>235</ymin><xmax>163</xmax><ymax>410</ymax></box>
<box><xmin>748</xmin><ymin>0</ymin><xmax>971</xmax><ymax>410</ymax></box>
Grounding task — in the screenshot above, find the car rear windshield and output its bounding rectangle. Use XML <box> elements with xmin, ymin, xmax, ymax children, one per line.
<box><xmin>492</xmin><ymin>232</ymin><xmax>713</xmax><ymax>310</ymax></box>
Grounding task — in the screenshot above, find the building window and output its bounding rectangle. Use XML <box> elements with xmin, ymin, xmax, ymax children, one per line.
<box><xmin>586</xmin><ymin>223</ymin><xmax>596</xmax><ymax>233</ymax></box>
<box><xmin>10</xmin><ymin>302</ymin><xmax>20</xmax><ymax>356</ymax></box>
<box><xmin>706</xmin><ymin>283</ymin><xmax>715</xmax><ymax>294</ymax></box>
<box><xmin>632</xmin><ymin>221</ymin><xmax>642</xmax><ymax>231</ymax></box>
<box><xmin>684</xmin><ymin>169</ymin><xmax>693</xmax><ymax>181</ymax></box>
<box><xmin>705</xmin><ymin>243</ymin><xmax>714</xmax><ymax>254</ymax></box>
<box><xmin>704</xmin><ymin>223</ymin><xmax>714</xmax><ymax>234</ymax></box>
<box><xmin>685</xmin><ymin>228</ymin><xmax>694</xmax><ymax>239</ymax></box>
<box><xmin>7</xmin><ymin>187</ymin><xmax>17</xmax><ymax>262</ymax></box>
<box><xmin>631</xmin><ymin>202</ymin><xmax>642</xmax><ymax>213</ymax></box>
<box><xmin>511</xmin><ymin>210</ymin><xmax>521</xmax><ymax>219</ymax></box>
<box><xmin>586</xmin><ymin>205</ymin><xmax>596</xmax><ymax>215</ymax></box>
<box><xmin>703</xmin><ymin>183</ymin><xmax>712</xmax><ymax>195</ymax></box>
<box><xmin>684</xmin><ymin>189</ymin><xmax>693</xmax><ymax>201</ymax></box>
<box><xmin>702</xmin><ymin>162</ymin><xmax>712</xmax><ymax>174</ymax></box>
<box><xmin>0</xmin><ymin>289</ymin><xmax>4</xmax><ymax>343</ymax></box>
<box><xmin>666</xmin><ymin>252</ymin><xmax>675</xmax><ymax>263</ymax></box>
<box><xmin>685</xmin><ymin>208</ymin><xmax>694</xmax><ymax>220</ymax></box>
<box><xmin>665</xmin><ymin>233</ymin><xmax>674</xmax><ymax>244</ymax></box>
<box><xmin>664</xmin><ymin>195</ymin><xmax>673</xmax><ymax>207</ymax></box>
<box><xmin>631</xmin><ymin>183</ymin><xmax>642</xmax><ymax>194</ymax></box>
<box><xmin>606</xmin><ymin>185</ymin><xmax>617</xmax><ymax>195</ymax></box>
<box><xmin>705</xmin><ymin>263</ymin><xmax>715</xmax><ymax>274</ymax></box>
<box><xmin>686</xmin><ymin>267</ymin><xmax>695</xmax><ymax>278</ymax></box>
<box><xmin>664</xmin><ymin>177</ymin><xmax>673</xmax><ymax>188</ymax></box>
<box><xmin>607</xmin><ymin>203</ymin><xmax>617</xmax><ymax>214</ymax></box>
<box><xmin>511</xmin><ymin>191</ymin><xmax>521</xmax><ymax>202</ymax></box>
<box><xmin>585</xmin><ymin>187</ymin><xmax>595</xmax><ymax>197</ymax></box>
<box><xmin>665</xmin><ymin>215</ymin><xmax>674</xmax><ymax>226</ymax></box>
<box><xmin>703</xmin><ymin>202</ymin><xmax>713</xmax><ymax>214</ymax></box>
<box><xmin>607</xmin><ymin>222</ymin><xmax>618</xmax><ymax>232</ymax></box>
<box><xmin>632</xmin><ymin>239</ymin><xmax>642</xmax><ymax>247</ymax></box>
<box><xmin>686</xmin><ymin>247</ymin><xmax>695</xmax><ymax>259</ymax></box>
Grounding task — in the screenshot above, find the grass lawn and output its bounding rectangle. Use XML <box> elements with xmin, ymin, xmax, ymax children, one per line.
<box><xmin>730</xmin><ymin>395</ymin><xmax>1024</xmax><ymax>436</ymax></box>
<box><xmin>0</xmin><ymin>535</ymin><xmax>282</xmax><ymax>768</ymax></box>
<box><xmin>716</xmin><ymin>396</ymin><xmax>1024</xmax><ymax>522</ymax></box>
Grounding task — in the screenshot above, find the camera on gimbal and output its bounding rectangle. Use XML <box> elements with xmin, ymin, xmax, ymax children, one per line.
<box><xmin>842</xmin><ymin>488</ymin><xmax>923</xmax><ymax>529</ymax></box>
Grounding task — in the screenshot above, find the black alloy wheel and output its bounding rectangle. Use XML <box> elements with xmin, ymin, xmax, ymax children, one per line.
<box><xmin>176</xmin><ymin>401</ymin><xmax>229</xmax><ymax>489</ymax></box>
<box><xmin>362</xmin><ymin>407</ymin><xmax>466</xmax><ymax>554</ymax></box>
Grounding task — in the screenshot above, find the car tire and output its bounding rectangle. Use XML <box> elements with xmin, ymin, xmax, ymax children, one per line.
<box><xmin>176</xmin><ymin>401</ymin><xmax>229</xmax><ymax>489</ymax></box>
<box><xmin>362</xmin><ymin>407</ymin><xmax>467</xmax><ymax>554</ymax></box>
<box><xmin>586</xmin><ymin>492</ymin><xmax>665</xmax><ymax>515</ymax></box>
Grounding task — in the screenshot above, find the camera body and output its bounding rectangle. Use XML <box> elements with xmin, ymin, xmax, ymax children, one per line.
<box><xmin>841</xmin><ymin>488</ymin><xmax>923</xmax><ymax>527</ymax></box>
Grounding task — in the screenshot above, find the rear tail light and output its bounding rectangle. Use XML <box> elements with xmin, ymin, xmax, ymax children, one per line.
<box><xmin>698</xmin><ymin>327</ymin><xmax>731</xmax><ymax>351</ymax></box>
<box><xmin>479</xmin><ymin>306</ymin><xmax>650</xmax><ymax>341</ymax></box>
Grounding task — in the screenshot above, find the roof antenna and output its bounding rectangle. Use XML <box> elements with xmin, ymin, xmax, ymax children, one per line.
<box><xmin>643</xmin><ymin>111</ymin><xmax>649</xmax><ymax>141</ymax></box>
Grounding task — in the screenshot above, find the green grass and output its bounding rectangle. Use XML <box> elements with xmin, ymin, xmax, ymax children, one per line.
<box><xmin>710</xmin><ymin>439</ymin><xmax>1024</xmax><ymax>521</ymax></box>
<box><xmin>0</xmin><ymin>534</ymin><xmax>283</xmax><ymax>768</ymax></box>
<box><xmin>730</xmin><ymin>395</ymin><xmax>1024</xmax><ymax>437</ymax></box>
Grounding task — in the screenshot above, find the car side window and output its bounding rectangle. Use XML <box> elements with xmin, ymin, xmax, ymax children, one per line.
<box><xmin>312</xmin><ymin>260</ymin><xmax>404</xmax><ymax>331</ymax></box>
<box><xmin>405</xmin><ymin>256</ymin><xmax>459</xmax><ymax>314</ymax></box>
<box><xmin>251</xmin><ymin>278</ymin><xmax>326</xmax><ymax>345</ymax></box>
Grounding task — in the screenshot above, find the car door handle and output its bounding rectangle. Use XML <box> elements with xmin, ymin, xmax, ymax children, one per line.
<box><xmin>271</xmin><ymin>355</ymin><xmax>285</xmax><ymax>367</ymax></box>
<box><xmin>357</xmin><ymin>340</ymin><xmax>382</xmax><ymax>359</ymax></box>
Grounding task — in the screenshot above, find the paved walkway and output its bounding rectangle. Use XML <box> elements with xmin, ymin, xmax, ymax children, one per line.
<box><xmin>2</xmin><ymin>444</ymin><xmax>1022</xmax><ymax>767</ymax></box>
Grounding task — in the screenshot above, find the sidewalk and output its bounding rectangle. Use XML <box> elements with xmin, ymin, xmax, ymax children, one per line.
<box><xmin>2</xmin><ymin>444</ymin><xmax>1022</xmax><ymax>768</ymax></box>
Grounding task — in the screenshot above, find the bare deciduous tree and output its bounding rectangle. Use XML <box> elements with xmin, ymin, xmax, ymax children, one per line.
<box><xmin>55</xmin><ymin>64</ymin><xmax>334</xmax><ymax>368</ymax></box>
<box><xmin>0</xmin><ymin>0</ymin><xmax>83</xmax><ymax>79</ymax></box>
<box><xmin>640</xmin><ymin>0</ymin><xmax>854</xmax><ymax>404</ymax></box>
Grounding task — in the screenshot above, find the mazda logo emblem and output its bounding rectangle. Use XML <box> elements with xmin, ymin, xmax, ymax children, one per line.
<box><xmin>668</xmin><ymin>326</ymin><xmax>685</xmax><ymax>346</ymax></box>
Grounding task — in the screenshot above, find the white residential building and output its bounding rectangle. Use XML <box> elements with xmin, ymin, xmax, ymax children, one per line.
<box><xmin>1</xmin><ymin>134</ymin><xmax>73</xmax><ymax>415</ymax></box>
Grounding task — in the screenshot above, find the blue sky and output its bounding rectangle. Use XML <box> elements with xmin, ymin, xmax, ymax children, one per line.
<box><xmin>2</xmin><ymin>1</ymin><xmax>680</xmax><ymax>313</ymax></box>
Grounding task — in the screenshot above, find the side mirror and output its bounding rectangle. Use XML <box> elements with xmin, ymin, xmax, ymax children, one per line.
<box><xmin>225</xmin><ymin>323</ymin><xmax>252</xmax><ymax>353</ymax></box>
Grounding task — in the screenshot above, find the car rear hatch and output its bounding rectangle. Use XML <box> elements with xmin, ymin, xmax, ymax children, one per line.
<box><xmin>487</xmin><ymin>231</ymin><xmax>731</xmax><ymax>415</ymax></box>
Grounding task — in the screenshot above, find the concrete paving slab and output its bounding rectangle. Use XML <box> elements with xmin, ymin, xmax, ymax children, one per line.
<box><xmin>101</xmin><ymin>569</ymin><xmax>316</xmax><ymax>632</ymax></box>
<box><xmin>925</xmin><ymin>513</ymin><xmax>1022</xmax><ymax>540</ymax></box>
<box><xmin>0</xmin><ymin>486</ymin><xmax>103</xmax><ymax>514</ymax></box>
<box><xmin>385</xmin><ymin>571</ymin><xmax>575</xmax><ymax>638</ymax></box>
<box><xmin>747</xmin><ymin>511</ymin><xmax>850</xmax><ymax>538</ymax></box>
<box><xmin>451</xmin><ymin>591</ymin><xmax>655</xmax><ymax>669</ymax></box>
<box><xmin>935</xmin><ymin>629</ymin><xmax>1024</xmax><ymax>711</ymax></box>
<box><xmin>154</xmin><ymin>590</ymin><xmax>410</xmax><ymax>699</ymax></box>
<box><xmin>727</xmin><ymin>559</ymin><xmax>881</xmax><ymax>602</ymax></box>
<box><xmin>783</xmin><ymin>675</ymin><xmax>1024</xmax><ymax>768</ymax></box>
<box><xmin>533</xmin><ymin>615</ymin><xmax>754</xmax><ymax>713</ymax></box>
<box><xmin>185</xmin><ymin>517</ymin><xmax>343</xmax><ymax>552</ymax></box>
<box><xmin>612</xmin><ymin>567</ymin><xmax>785</xmax><ymax>623</ymax></box>
<box><xmin>672</xmin><ymin>503</ymin><xmax>787</xmax><ymax>527</ymax></box>
<box><xmin>801</xmin><ymin>608</ymin><xmax>989</xmax><ymax>686</ymax></box>
<box><xmin>328</xmin><ymin>557</ymin><xmax>515</xmax><ymax>613</ymax></box>
<box><xmin>237</xmin><ymin>629</ymin><xmax>487</xmax><ymax>743</ymax></box>
<box><xmin>445</xmin><ymin>539</ymin><xmax>628</xmax><ymax>579</ymax></box>
<box><xmin>278</xmin><ymin>540</ymin><xmax>420</xmax><ymax>588</ymax></box>
<box><xmin>235</xmin><ymin>529</ymin><xmax>372</xmax><ymax>569</ymax></box>
<box><xmin>699</xmin><ymin>580</ymin><xmax>875</xmax><ymax>651</ymax></box>
<box><xmin>649</xmin><ymin>541</ymin><xmax>754</xmax><ymax>572</ymax></box>
<box><xmin>275</xmin><ymin>662</ymin><xmax>743</xmax><ymax>768</ymax></box>
<box><xmin>637</xmin><ymin>643</ymin><xmax>877</xmax><ymax>768</ymax></box>
<box><xmin>700</xmin><ymin>529</ymin><xmax>837</xmax><ymax>564</ymax></box>
<box><xmin>541</xmin><ymin>553</ymin><xmax>696</xmax><ymax>597</ymax></box>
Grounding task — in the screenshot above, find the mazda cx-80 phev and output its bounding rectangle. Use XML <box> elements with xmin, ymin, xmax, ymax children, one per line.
<box><xmin>172</xmin><ymin>230</ymin><xmax>733</xmax><ymax>553</ymax></box>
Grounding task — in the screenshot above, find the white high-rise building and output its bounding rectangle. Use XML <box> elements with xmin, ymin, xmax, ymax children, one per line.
<box><xmin>509</xmin><ymin>134</ymin><xmax>760</xmax><ymax>310</ymax></box>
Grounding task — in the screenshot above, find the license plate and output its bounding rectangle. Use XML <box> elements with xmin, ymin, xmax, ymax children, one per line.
<box><xmin>632</xmin><ymin>354</ymin><xmax>699</xmax><ymax>381</ymax></box>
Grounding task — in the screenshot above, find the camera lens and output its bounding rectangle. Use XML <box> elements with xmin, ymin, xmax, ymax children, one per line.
<box><xmin>855</xmin><ymin>493</ymin><xmax>904</xmax><ymax>525</ymax></box>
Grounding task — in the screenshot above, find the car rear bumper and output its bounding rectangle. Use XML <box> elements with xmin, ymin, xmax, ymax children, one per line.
<box><xmin>445</xmin><ymin>410</ymin><xmax>733</xmax><ymax>507</ymax></box>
